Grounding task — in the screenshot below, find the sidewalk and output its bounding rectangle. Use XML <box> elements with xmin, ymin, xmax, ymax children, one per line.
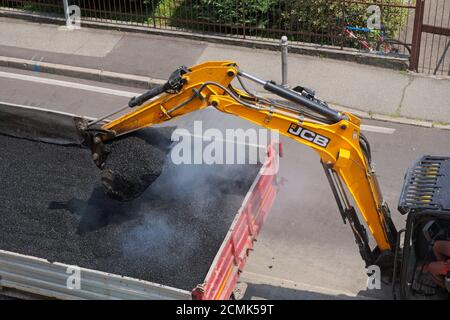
<box><xmin>0</xmin><ymin>16</ymin><xmax>449</xmax><ymax>125</ymax></box>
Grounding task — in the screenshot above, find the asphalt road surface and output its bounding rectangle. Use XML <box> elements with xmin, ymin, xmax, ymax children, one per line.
<box><xmin>0</xmin><ymin>66</ymin><xmax>449</xmax><ymax>299</ymax></box>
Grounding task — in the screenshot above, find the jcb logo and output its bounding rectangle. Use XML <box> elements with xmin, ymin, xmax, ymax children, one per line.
<box><xmin>287</xmin><ymin>123</ymin><xmax>330</xmax><ymax>148</ymax></box>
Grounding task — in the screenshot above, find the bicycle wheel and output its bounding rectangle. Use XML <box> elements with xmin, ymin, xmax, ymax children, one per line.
<box><xmin>384</xmin><ymin>39</ymin><xmax>412</xmax><ymax>55</ymax></box>
<box><xmin>376</xmin><ymin>40</ymin><xmax>393</xmax><ymax>54</ymax></box>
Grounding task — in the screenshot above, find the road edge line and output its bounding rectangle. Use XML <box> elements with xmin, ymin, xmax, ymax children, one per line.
<box><xmin>239</xmin><ymin>271</ymin><xmax>376</xmax><ymax>300</ymax></box>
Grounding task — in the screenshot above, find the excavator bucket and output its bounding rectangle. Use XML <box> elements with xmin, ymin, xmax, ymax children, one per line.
<box><xmin>97</xmin><ymin>128</ymin><xmax>174</xmax><ymax>202</ymax></box>
<box><xmin>78</xmin><ymin>119</ymin><xmax>175</xmax><ymax>202</ymax></box>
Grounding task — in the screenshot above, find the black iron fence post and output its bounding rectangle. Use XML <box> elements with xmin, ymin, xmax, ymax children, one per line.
<box><xmin>242</xmin><ymin>1</ymin><xmax>246</xmax><ymax>39</ymax></box>
<box><xmin>151</xmin><ymin>0</ymin><xmax>156</xmax><ymax>28</ymax></box>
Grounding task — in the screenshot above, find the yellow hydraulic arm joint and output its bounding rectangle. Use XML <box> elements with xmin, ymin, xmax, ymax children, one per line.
<box><xmin>103</xmin><ymin>61</ymin><xmax>238</xmax><ymax>136</ymax></box>
<box><xmin>86</xmin><ymin>60</ymin><xmax>397</xmax><ymax>267</ymax></box>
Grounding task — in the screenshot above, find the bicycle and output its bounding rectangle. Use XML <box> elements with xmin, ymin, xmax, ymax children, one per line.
<box><xmin>340</xmin><ymin>15</ymin><xmax>411</xmax><ymax>56</ymax></box>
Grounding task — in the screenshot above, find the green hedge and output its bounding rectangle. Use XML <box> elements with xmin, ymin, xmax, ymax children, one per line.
<box><xmin>277</xmin><ymin>0</ymin><xmax>409</xmax><ymax>38</ymax></box>
<box><xmin>170</xmin><ymin>0</ymin><xmax>278</xmax><ymax>33</ymax></box>
<box><xmin>170</xmin><ymin>0</ymin><xmax>410</xmax><ymax>44</ymax></box>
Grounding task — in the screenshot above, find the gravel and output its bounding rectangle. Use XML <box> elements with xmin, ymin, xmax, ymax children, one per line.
<box><xmin>0</xmin><ymin>130</ymin><xmax>261</xmax><ymax>291</ymax></box>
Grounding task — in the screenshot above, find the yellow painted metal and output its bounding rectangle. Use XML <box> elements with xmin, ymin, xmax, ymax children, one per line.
<box><xmin>103</xmin><ymin>61</ymin><xmax>237</xmax><ymax>136</ymax></box>
<box><xmin>102</xmin><ymin>60</ymin><xmax>392</xmax><ymax>252</ymax></box>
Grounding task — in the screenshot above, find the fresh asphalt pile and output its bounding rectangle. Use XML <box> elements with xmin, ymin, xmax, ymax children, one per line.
<box><xmin>0</xmin><ymin>129</ymin><xmax>261</xmax><ymax>291</ymax></box>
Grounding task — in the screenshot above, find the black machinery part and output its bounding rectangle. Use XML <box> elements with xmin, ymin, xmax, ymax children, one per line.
<box><xmin>398</xmin><ymin>156</ymin><xmax>450</xmax><ymax>215</ymax></box>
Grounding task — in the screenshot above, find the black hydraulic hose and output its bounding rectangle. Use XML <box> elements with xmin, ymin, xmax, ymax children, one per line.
<box><xmin>359</xmin><ymin>132</ymin><xmax>372</xmax><ymax>165</ymax></box>
<box><xmin>128</xmin><ymin>84</ymin><xmax>166</xmax><ymax>108</ymax></box>
<box><xmin>263</xmin><ymin>81</ymin><xmax>343</xmax><ymax>123</ymax></box>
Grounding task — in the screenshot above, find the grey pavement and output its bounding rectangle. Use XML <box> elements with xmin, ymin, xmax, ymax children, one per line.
<box><xmin>0</xmin><ymin>16</ymin><xmax>449</xmax><ymax>125</ymax></box>
<box><xmin>0</xmin><ymin>67</ymin><xmax>449</xmax><ymax>299</ymax></box>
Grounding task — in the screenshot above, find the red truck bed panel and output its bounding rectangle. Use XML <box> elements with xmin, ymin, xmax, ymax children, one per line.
<box><xmin>193</xmin><ymin>145</ymin><xmax>279</xmax><ymax>300</ymax></box>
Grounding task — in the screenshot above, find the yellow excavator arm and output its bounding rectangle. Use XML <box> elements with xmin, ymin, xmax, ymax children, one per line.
<box><xmin>83</xmin><ymin>61</ymin><xmax>397</xmax><ymax>267</ymax></box>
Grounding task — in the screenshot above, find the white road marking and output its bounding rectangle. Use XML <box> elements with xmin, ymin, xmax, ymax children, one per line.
<box><xmin>361</xmin><ymin>124</ymin><xmax>396</xmax><ymax>134</ymax></box>
<box><xmin>0</xmin><ymin>70</ymin><xmax>396</xmax><ymax>135</ymax></box>
<box><xmin>0</xmin><ymin>101</ymin><xmax>96</xmax><ymax>120</ymax></box>
<box><xmin>0</xmin><ymin>71</ymin><xmax>139</xmax><ymax>98</ymax></box>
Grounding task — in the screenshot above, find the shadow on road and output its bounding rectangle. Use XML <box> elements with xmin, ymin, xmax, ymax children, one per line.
<box><xmin>240</xmin><ymin>282</ymin><xmax>383</xmax><ymax>300</ymax></box>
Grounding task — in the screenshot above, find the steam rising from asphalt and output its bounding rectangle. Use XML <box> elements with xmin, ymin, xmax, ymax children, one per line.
<box><xmin>117</xmin><ymin>144</ymin><xmax>262</xmax><ymax>262</ymax></box>
<box><xmin>62</xmin><ymin>129</ymin><xmax>263</xmax><ymax>271</ymax></box>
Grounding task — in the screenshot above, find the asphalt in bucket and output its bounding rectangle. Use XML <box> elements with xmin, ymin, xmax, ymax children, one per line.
<box><xmin>101</xmin><ymin>128</ymin><xmax>173</xmax><ymax>202</ymax></box>
<box><xmin>0</xmin><ymin>129</ymin><xmax>260</xmax><ymax>291</ymax></box>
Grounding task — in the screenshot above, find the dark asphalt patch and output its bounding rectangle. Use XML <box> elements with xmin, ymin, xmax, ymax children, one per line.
<box><xmin>0</xmin><ymin>131</ymin><xmax>260</xmax><ymax>291</ymax></box>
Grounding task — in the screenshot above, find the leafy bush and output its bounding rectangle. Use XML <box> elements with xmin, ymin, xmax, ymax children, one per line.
<box><xmin>171</xmin><ymin>0</ymin><xmax>278</xmax><ymax>33</ymax></box>
<box><xmin>277</xmin><ymin>0</ymin><xmax>409</xmax><ymax>38</ymax></box>
<box><xmin>171</xmin><ymin>0</ymin><xmax>410</xmax><ymax>45</ymax></box>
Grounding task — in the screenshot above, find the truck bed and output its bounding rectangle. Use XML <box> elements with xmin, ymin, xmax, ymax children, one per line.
<box><xmin>0</xmin><ymin>103</ymin><xmax>277</xmax><ymax>299</ymax></box>
<box><xmin>0</xmin><ymin>131</ymin><xmax>261</xmax><ymax>291</ymax></box>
